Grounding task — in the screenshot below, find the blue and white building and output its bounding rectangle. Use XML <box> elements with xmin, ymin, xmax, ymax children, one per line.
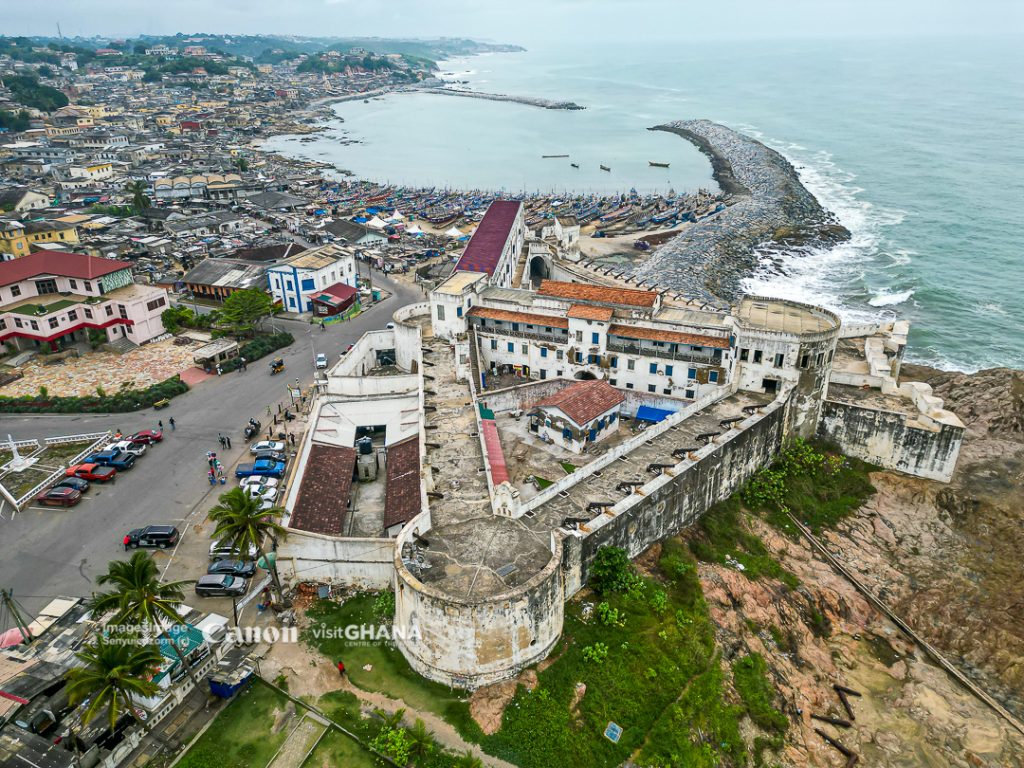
<box><xmin>268</xmin><ymin>244</ymin><xmax>358</xmax><ymax>314</ymax></box>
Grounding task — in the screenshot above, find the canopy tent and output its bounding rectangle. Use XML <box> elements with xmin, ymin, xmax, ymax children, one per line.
<box><xmin>635</xmin><ymin>405</ymin><xmax>676</xmax><ymax>424</ymax></box>
<box><xmin>385</xmin><ymin>210</ymin><xmax>404</xmax><ymax>222</ymax></box>
<box><xmin>445</xmin><ymin>226</ymin><xmax>464</xmax><ymax>238</ymax></box>
<box><xmin>366</xmin><ymin>216</ymin><xmax>387</xmax><ymax>230</ymax></box>
<box><xmin>405</xmin><ymin>224</ymin><xmax>424</xmax><ymax>235</ymax></box>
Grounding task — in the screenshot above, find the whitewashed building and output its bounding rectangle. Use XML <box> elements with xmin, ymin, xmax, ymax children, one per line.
<box><xmin>268</xmin><ymin>243</ymin><xmax>357</xmax><ymax>314</ymax></box>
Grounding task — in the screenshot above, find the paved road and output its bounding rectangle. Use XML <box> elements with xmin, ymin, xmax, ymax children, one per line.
<box><xmin>0</xmin><ymin>272</ymin><xmax>423</xmax><ymax>618</ymax></box>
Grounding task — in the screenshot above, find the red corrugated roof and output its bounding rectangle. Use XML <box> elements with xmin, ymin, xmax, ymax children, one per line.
<box><xmin>0</xmin><ymin>250</ymin><xmax>129</xmax><ymax>289</ymax></box>
<box><xmin>310</xmin><ymin>282</ymin><xmax>358</xmax><ymax>307</ymax></box>
<box><xmin>466</xmin><ymin>305</ymin><xmax>569</xmax><ymax>329</ymax></box>
<box><xmin>453</xmin><ymin>200</ymin><xmax>521</xmax><ymax>276</ymax></box>
<box><xmin>538</xmin><ymin>280</ymin><xmax>659</xmax><ymax>308</ymax></box>
<box><xmin>384</xmin><ymin>436</ymin><xmax>420</xmax><ymax>530</ymax></box>
<box><xmin>481</xmin><ymin>419</ymin><xmax>509</xmax><ymax>485</ymax></box>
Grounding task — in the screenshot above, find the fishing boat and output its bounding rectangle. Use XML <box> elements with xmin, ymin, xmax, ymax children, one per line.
<box><xmin>599</xmin><ymin>165</ymin><xmax>611</xmax><ymax>172</ymax></box>
<box><xmin>649</xmin><ymin>161</ymin><xmax>670</xmax><ymax>168</ymax></box>
<box><xmin>570</xmin><ymin>163</ymin><xmax>580</xmax><ymax>169</ymax></box>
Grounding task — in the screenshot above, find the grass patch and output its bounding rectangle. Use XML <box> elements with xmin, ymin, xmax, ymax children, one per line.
<box><xmin>689</xmin><ymin>497</ymin><xmax>800</xmax><ymax>588</ymax></box>
<box><xmin>0</xmin><ymin>467</ymin><xmax>54</xmax><ymax>500</ymax></box>
<box><xmin>534</xmin><ymin>475</ymin><xmax>553</xmax><ymax>489</ymax></box>
<box><xmin>37</xmin><ymin>440</ymin><xmax>96</xmax><ymax>464</ymax></box>
<box><xmin>177</xmin><ymin>679</ymin><xmax>292</xmax><ymax>768</ymax></box>
<box><xmin>301</xmin><ymin>728</ymin><xmax>377</xmax><ymax>768</ymax></box>
<box><xmin>466</xmin><ymin>538</ymin><xmax>750</xmax><ymax>768</ymax></box>
<box><xmin>733</xmin><ymin>653</ymin><xmax>788</xmax><ymax>734</ymax></box>
<box><xmin>304</xmin><ymin>595</ymin><xmax>467</xmax><ymax>721</ymax></box>
<box><xmin>559</xmin><ymin>461</ymin><xmax>579</xmax><ymax>474</ymax></box>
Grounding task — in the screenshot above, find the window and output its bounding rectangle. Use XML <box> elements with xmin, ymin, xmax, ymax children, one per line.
<box><xmin>627</xmin><ymin>359</ymin><xmax>635</xmax><ymax>371</ymax></box>
<box><xmin>753</xmin><ymin>350</ymin><xmax>763</xmax><ymax>363</ymax></box>
<box><xmin>456</xmin><ymin>306</ymin><xmax>463</xmax><ymax>318</ymax></box>
<box><xmin>507</xmin><ymin>342</ymin><xmax>514</xmax><ymax>353</ymax></box>
<box><xmin>663</xmin><ymin>388</ymin><xmax>672</xmax><ymax>395</ymax></box>
<box><xmin>540</xmin><ymin>347</ymin><xmax>548</xmax><ymax>358</ymax></box>
<box><xmin>30</xmin><ymin>320</ymin><xmax>38</xmax><ymax>330</ymax></box>
<box><xmin>691</xmin><ymin>345</ymin><xmax>703</xmax><ymax>352</ymax></box>
<box><xmin>800</xmin><ymin>354</ymin><xmax>809</xmax><ymax>368</ymax></box>
<box><xmin>69</xmin><ymin>279</ymin><xmax>78</xmax><ymax>289</ymax></box>
<box><xmin>686</xmin><ymin>389</ymin><xmax>695</xmax><ymax>398</ymax></box>
<box><xmin>14</xmin><ymin>318</ymin><xmax>23</xmax><ymax>328</ymax></box>
<box><xmin>301</xmin><ymin>278</ymin><xmax>315</xmax><ymax>291</ymax></box>
<box><xmin>562</xmin><ymin>427</ymin><xmax>573</xmax><ymax>440</ymax></box>
<box><xmin>610</xmin><ymin>356</ymin><xmax>618</xmax><ymax>368</ymax></box>
<box><xmin>653</xmin><ymin>340</ymin><xmax>664</xmax><ymax>347</ymax></box>
<box><xmin>521</xmin><ymin>344</ymin><xmax>528</xmax><ymax>354</ymax></box>
<box><xmin>648</xmin><ymin>384</ymin><xmax>656</xmax><ymax>393</ymax></box>
<box><xmin>512</xmin><ymin>322</ymin><xmax>519</xmax><ymax>331</ymax></box>
<box><xmin>436</xmin><ymin>305</ymin><xmax>445</xmax><ymax>321</ymax></box>
<box><xmin>665</xmin><ymin>365</ymin><xmax>673</xmax><ymax>376</ymax></box>
<box><xmin>490</xmin><ymin>339</ymin><xmax>497</xmax><ymax>350</ymax></box>
<box><xmin>574</xmin><ymin>351</ymin><xmax>583</xmax><ymax>364</ymax></box>
<box><xmin>591</xmin><ymin>332</ymin><xmax>599</xmax><ymax>344</ymax></box>
<box><xmin>83</xmin><ymin>281</ymin><xmax>91</xmax><ymax>291</ymax></box>
<box><xmin>526</xmin><ymin>324</ymin><xmax>533</xmax><ymax>329</ymax></box>
<box><xmin>544</xmin><ymin>326</ymin><xmax>551</xmax><ymax>333</ymax></box>
<box><xmin>556</xmin><ymin>350</ymin><xmax>564</xmax><ymax>361</ymax></box>
<box><xmin>10</xmin><ymin>285</ymin><xmax>21</xmax><ymax>297</ymax></box>
<box><xmin>649</xmin><ymin>363</ymin><xmax>658</xmax><ymax>374</ymax></box>
<box><xmin>739</xmin><ymin>348</ymin><xmax>748</xmax><ymax>361</ymax></box>
<box><xmin>146</xmin><ymin>297</ymin><xmax>166</xmax><ymax>311</ymax></box>
<box><xmin>817</xmin><ymin>352</ymin><xmax>825</xmax><ymax>366</ymax></box>
<box><xmin>67</xmin><ymin>310</ymin><xmax>78</xmax><ymax>321</ymax></box>
<box><xmin>118</xmin><ymin>305</ymin><xmax>128</xmax><ymax>319</ymax></box>
<box><xmin>84</xmin><ymin>307</ymin><xmax>93</xmax><ymax>320</ymax></box>
<box><xmin>709</xmin><ymin>371</ymin><xmax>719</xmax><ymax>383</ymax></box>
<box><xmin>588</xmin><ymin>354</ymin><xmax>599</xmax><ymax>365</ymax></box>
<box><xmin>575</xmin><ymin>330</ymin><xmax>583</xmax><ymax>342</ymax></box>
<box><xmin>285</xmin><ymin>279</ymin><xmax>293</xmax><ymax>290</ymax></box>
<box><xmin>539</xmin><ymin>369</ymin><xmax>547</xmax><ymax>379</ymax></box>
<box><xmin>609</xmin><ymin>378</ymin><xmax>617</xmax><ymax>386</ymax></box>
<box><xmin>626</xmin><ymin>383</ymin><xmax>633</xmax><ymax>389</ymax></box>
<box><xmin>105</xmin><ymin>304</ymin><xmax>114</xmax><ymax>316</ymax></box>
<box><xmin>688</xmin><ymin>368</ymin><xmax>697</xmax><ymax>379</ymax></box>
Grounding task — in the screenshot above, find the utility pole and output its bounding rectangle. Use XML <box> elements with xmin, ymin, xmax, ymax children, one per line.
<box><xmin>0</xmin><ymin>589</ymin><xmax>33</xmax><ymax>644</ymax></box>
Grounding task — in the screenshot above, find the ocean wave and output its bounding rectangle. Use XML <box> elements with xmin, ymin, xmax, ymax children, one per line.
<box><xmin>868</xmin><ymin>288</ymin><xmax>915</xmax><ymax>307</ymax></box>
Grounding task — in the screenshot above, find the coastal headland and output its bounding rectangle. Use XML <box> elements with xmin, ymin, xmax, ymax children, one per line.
<box><xmin>626</xmin><ymin>120</ymin><xmax>851</xmax><ymax>302</ymax></box>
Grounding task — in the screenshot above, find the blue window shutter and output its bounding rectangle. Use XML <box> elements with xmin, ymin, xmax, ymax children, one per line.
<box><xmin>665</xmin><ymin>365</ymin><xmax>673</xmax><ymax>376</ymax></box>
<box><xmin>688</xmin><ymin>368</ymin><xmax>697</xmax><ymax>379</ymax></box>
<box><xmin>456</xmin><ymin>306</ymin><xmax>463</xmax><ymax>318</ymax></box>
<box><xmin>592</xmin><ymin>332</ymin><xmax>599</xmax><ymax>344</ymax></box>
<box><xmin>508</xmin><ymin>342</ymin><xmax>514</xmax><ymax>352</ymax></box>
<box><xmin>649</xmin><ymin>363</ymin><xmax>657</xmax><ymax>374</ymax></box>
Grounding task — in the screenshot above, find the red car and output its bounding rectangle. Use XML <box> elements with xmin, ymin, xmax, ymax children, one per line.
<box><xmin>36</xmin><ymin>487</ymin><xmax>82</xmax><ymax>507</ymax></box>
<box><xmin>66</xmin><ymin>463</ymin><xmax>117</xmax><ymax>483</ymax></box>
<box><xmin>132</xmin><ymin>429</ymin><xmax>163</xmax><ymax>445</ymax></box>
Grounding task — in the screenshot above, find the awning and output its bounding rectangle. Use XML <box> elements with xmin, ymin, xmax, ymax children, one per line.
<box><xmin>635</xmin><ymin>405</ymin><xmax>675</xmax><ymax>423</ymax></box>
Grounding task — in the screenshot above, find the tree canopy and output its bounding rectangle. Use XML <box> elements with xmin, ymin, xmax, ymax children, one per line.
<box><xmin>218</xmin><ymin>288</ymin><xmax>274</xmax><ymax>335</ymax></box>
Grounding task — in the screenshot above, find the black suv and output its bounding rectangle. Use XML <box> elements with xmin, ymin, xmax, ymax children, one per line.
<box><xmin>123</xmin><ymin>525</ymin><xmax>180</xmax><ymax>550</ymax></box>
<box><xmin>207</xmin><ymin>559</ymin><xmax>257</xmax><ymax>578</ymax></box>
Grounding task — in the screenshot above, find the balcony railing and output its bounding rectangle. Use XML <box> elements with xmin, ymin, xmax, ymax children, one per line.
<box><xmin>472</xmin><ymin>323</ymin><xmax>568</xmax><ymax>345</ymax></box>
<box><xmin>606</xmin><ymin>340</ymin><xmax>722</xmax><ymax>366</ymax></box>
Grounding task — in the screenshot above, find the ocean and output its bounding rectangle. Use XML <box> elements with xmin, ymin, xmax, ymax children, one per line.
<box><xmin>262</xmin><ymin>37</ymin><xmax>1024</xmax><ymax>372</ymax></box>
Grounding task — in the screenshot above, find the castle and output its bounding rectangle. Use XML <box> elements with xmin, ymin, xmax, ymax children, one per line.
<box><xmin>276</xmin><ymin>200</ymin><xmax>964</xmax><ymax>689</ymax></box>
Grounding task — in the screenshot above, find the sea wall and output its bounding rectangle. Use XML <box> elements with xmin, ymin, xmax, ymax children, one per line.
<box><xmin>413</xmin><ymin>86</ymin><xmax>584</xmax><ymax>111</ymax></box>
<box><xmin>818</xmin><ymin>400</ymin><xmax>964</xmax><ymax>483</ymax></box>
<box><xmin>629</xmin><ymin>120</ymin><xmax>849</xmax><ymax>301</ymax></box>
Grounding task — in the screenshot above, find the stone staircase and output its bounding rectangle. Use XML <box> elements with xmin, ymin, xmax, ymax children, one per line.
<box><xmin>103</xmin><ymin>337</ymin><xmax>140</xmax><ymax>355</ymax></box>
<box><xmin>467</xmin><ymin>328</ymin><xmax>483</xmax><ymax>394</ymax></box>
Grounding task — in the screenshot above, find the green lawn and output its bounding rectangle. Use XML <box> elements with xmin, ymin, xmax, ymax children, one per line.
<box><xmin>304</xmin><ymin>595</ymin><xmax>469</xmax><ymax>723</ymax></box>
<box><xmin>300</xmin><ymin>729</ymin><xmax>376</xmax><ymax>768</ymax></box>
<box><xmin>37</xmin><ymin>440</ymin><xmax>97</xmax><ymax>465</ymax></box>
<box><xmin>177</xmin><ymin>679</ymin><xmax>294</xmax><ymax>768</ymax></box>
<box><xmin>559</xmin><ymin>461</ymin><xmax>578</xmax><ymax>474</ymax></box>
<box><xmin>0</xmin><ymin>467</ymin><xmax>53</xmax><ymax>500</ymax></box>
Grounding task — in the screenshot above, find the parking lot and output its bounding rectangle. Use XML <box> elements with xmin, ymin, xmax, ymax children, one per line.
<box><xmin>0</xmin><ymin>274</ymin><xmax>420</xmax><ymax>620</ymax></box>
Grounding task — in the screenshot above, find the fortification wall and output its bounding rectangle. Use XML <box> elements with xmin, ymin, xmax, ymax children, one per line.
<box><xmin>563</xmin><ymin>391</ymin><xmax>790</xmax><ymax>595</ymax></box>
<box><xmin>393</xmin><ymin>516</ymin><xmax>564</xmax><ymax>690</ymax></box>
<box><xmin>393</xmin><ymin>302</ymin><xmax>429</xmax><ymax>372</ymax></box>
<box><xmin>818</xmin><ymin>400</ymin><xmax>964</xmax><ymax>483</ymax></box>
<box><xmin>277</xmin><ymin>532</ymin><xmax>394</xmax><ymax>589</ymax></box>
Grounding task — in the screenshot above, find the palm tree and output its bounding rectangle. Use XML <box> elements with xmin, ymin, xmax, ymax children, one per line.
<box><xmin>65</xmin><ymin>635</ymin><xmax>161</xmax><ymax>731</ymax></box>
<box><xmin>407</xmin><ymin>718</ymin><xmax>435</xmax><ymax>765</ymax></box>
<box><xmin>208</xmin><ymin>487</ymin><xmax>287</xmax><ymax>601</ymax></box>
<box><xmin>372</xmin><ymin>706</ymin><xmax>405</xmax><ymax>730</ymax></box>
<box><xmin>127</xmin><ymin>180</ymin><xmax>150</xmax><ymax>212</ymax></box>
<box><xmin>452</xmin><ymin>749</ymin><xmax>484</xmax><ymax>768</ymax></box>
<box><xmin>90</xmin><ymin>552</ymin><xmax>199</xmax><ymax>688</ymax></box>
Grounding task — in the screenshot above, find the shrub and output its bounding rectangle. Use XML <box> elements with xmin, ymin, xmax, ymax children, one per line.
<box><xmin>581</xmin><ymin>642</ymin><xmax>609</xmax><ymax>664</ymax></box>
<box><xmin>588</xmin><ymin>546</ymin><xmax>635</xmax><ymax>595</ymax></box>
<box><xmin>221</xmin><ymin>332</ymin><xmax>294</xmax><ymax>372</ymax></box>
<box><xmin>0</xmin><ymin>375</ymin><xmax>188</xmax><ymax>414</ymax></box>
<box><xmin>373</xmin><ymin>590</ymin><xmax>396</xmax><ymax>622</ymax></box>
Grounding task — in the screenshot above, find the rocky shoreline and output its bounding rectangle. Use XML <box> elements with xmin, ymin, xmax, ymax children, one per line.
<box><xmin>627</xmin><ymin>119</ymin><xmax>850</xmax><ymax>302</ymax></box>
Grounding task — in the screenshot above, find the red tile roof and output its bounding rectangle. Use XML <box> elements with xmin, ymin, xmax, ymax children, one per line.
<box><xmin>384</xmin><ymin>436</ymin><xmax>420</xmax><ymax>530</ymax></box>
<box><xmin>466</xmin><ymin>305</ymin><xmax>569</xmax><ymax>329</ymax></box>
<box><xmin>532</xmin><ymin>379</ymin><xmax>625</xmax><ymax>427</ymax></box>
<box><xmin>0</xmin><ymin>250</ymin><xmax>129</xmax><ymax>289</ymax></box>
<box><xmin>481</xmin><ymin>418</ymin><xmax>509</xmax><ymax>485</ymax></box>
<box><xmin>566</xmin><ymin>304</ymin><xmax>614</xmax><ymax>321</ymax></box>
<box><xmin>538</xmin><ymin>280</ymin><xmax>658</xmax><ymax>308</ymax></box>
<box><xmin>453</xmin><ymin>200</ymin><xmax>521</xmax><ymax>276</ymax></box>
<box><xmin>289</xmin><ymin>445</ymin><xmax>356</xmax><ymax>536</ymax></box>
<box><xmin>607</xmin><ymin>323</ymin><xmax>730</xmax><ymax>349</ymax></box>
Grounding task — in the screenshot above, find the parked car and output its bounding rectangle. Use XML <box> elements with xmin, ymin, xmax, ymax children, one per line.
<box><xmin>84</xmin><ymin>449</ymin><xmax>136</xmax><ymax>471</ymax></box>
<box><xmin>252</xmin><ymin>450</ymin><xmax>287</xmax><ymax>464</ymax></box>
<box><xmin>244</xmin><ymin>484</ymin><xmax>279</xmax><ymax>502</ymax></box>
<box><xmin>249</xmin><ymin>440</ymin><xmax>286</xmax><ymax>455</ymax></box>
<box><xmin>131</xmin><ymin>429</ymin><xmax>163</xmax><ymax>445</ymax></box>
<box><xmin>207</xmin><ymin>559</ymin><xmax>257</xmax><ymax>578</ymax></box>
<box><xmin>315</xmin><ymin>353</ymin><xmax>328</xmax><ymax>370</ymax></box>
<box><xmin>66</xmin><ymin>463</ymin><xmax>117</xmax><ymax>483</ymax></box>
<box><xmin>209</xmin><ymin>540</ymin><xmax>259</xmax><ymax>560</ymax></box>
<box><xmin>55</xmin><ymin>477</ymin><xmax>90</xmax><ymax>493</ymax></box>
<box><xmin>106</xmin><ymin>440</ymin><xmax>147</xmax><ymax>457</ymax></box>
<box><xmin>123</xmin><ymin>525</ymin><xmax>180</xmax><ymax>550</ymax></box>
<box><xmin>239</xmin><ymin>475</ymin><xmax>279</xmax><ymax>489</ymax></box>
<box><xmin>35</xmin><ymin>487</ymin><xmax>82</xmax><ymax>507</ymax></box>
<box><xmin>235</xmin><ymin>458</ymin><xmax>286</xmax><ymax>479</ymax></box>
<box><xmin>195</xmin><ymin>574</ymin><xmax>248</xmax><ymax>597</ymax></box>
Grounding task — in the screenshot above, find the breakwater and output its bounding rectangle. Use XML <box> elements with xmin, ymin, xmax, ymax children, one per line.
<box><xmin>413</xmin><ymin>86</ymin><xmax>584</xmax><ymax>110</ymax></box>
<box><xmin>627</xmin><ymin>120</ymin><xmax>849</xmax><ymax>302</ymax></box>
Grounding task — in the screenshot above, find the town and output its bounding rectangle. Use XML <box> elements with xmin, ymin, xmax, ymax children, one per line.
<box><xmin>0</xmin><ymin>29</ymin><xmax>1000</xmax><ymax>768</ymax></box>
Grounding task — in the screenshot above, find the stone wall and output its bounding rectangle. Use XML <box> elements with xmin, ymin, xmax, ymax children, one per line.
<box><xmin>277</xmin><ymin>532</ymin><xmax>395</xmax><ymax>589</ymax></box>
<box><xmin>818</xmin><ymin>400</ymin><xmax>964</xmax><ymax>483</ymax></box>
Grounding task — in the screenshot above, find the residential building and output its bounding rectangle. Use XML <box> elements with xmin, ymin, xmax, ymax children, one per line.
<box><xmin>323</xmin><ymin>218</ymin><xmax>388</xmax><ymax>246</ymax></box>
<box><xmin>0</xmin><ymin>250</ymin><xmax>169</xmax><ymax>351</ymax></box>
<box><xmin>268</xmin><ymin>244</ymin><xmax>357</xmax><ymax>314</ymax></box>
<box><xmin>529</xmin><ymin>379</ymin><xmax>625</xmax><ymax>453</ymax></box>
<box><xmin>181</xmin><ymin>257</ymin><xmax>269</xmax><ymax>302</ymax></box>
<box><xmin>0</xmin><ymin>186</ymin><xmax>50</xmax><ymax>212</ymax></box>
<box><xmin>452</xmin><ymin>199</ymin><xmax>524</xmax><ymax>288</ymax></box>
<box><xmin>0</xmin><ymin>219</ymin><xmax>80</xmax><ymax>259</ymax></box>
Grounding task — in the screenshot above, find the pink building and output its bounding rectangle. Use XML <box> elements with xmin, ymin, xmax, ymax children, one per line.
<box><xmin>0</xmin><ymin>251</ymin><xmax>168</xmax><ymax>352</ymax></box>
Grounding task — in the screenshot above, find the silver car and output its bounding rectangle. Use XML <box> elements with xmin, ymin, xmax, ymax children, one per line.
<box><xmin>195</xmin><ymin>574</ymin><xmax>248</xmax><ymax>597</ymax></box>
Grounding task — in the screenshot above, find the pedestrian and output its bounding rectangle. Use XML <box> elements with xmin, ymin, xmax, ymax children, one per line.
<box><xmin>240</xmin><ymin>356</ymin><xmax>247</xmax><ymax>371</ymax></box>
<box><xmin>320</xmin><ymin>321</ymin><xmax>326</xmax><ymax>331</ymax></box>
<box><xmin>278</xmin><ymin>403</ymin><xmax>282</xmax><ymax>414</ymax></box>
<box><xmin>267</xmin><ymin>405</ymin><xmax>272</xmax><ymax>417</ymax></box>
<box><xmin>336</xmin><ymin>660</ymin><xmax>346</xmax><ymax>678</ymax></box>
<box><xmin>218</xmin><ymin>435</ymin><xmax>226</xmax><ymax>449</ymax></box>
<box><xmin>289</xmin><ymin>433</ymin><xmax>296</xmax><ymax>446</ymax></box>
<box><xmin>169</xmin><ymin>417</ymin><xmax>176</xmax><ymax>430</ymax></box>
<box><xmin>216</xmin><ymin>364</ymin><xmax>222</xmax><ymax>376</ymax></box>
<box><xmin>225</xmin><ymin>435</ymin><xmax>232</xmax><ymax>449</ymax></box>
<box><xmin>208</xmin><ymin>469</ymin><xmax>216</xmax><ymax>485</ymax></box>
<box><xmin>158</xmin><ymin>420</ymin><xmax>164</xmax><ymax>431</ymax></box>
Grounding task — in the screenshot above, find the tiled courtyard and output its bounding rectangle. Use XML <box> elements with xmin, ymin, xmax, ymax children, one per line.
<box><xmin>0</xmin><ymin>339</ymin><xmax>202</xmax><ymax>398</ymax></box>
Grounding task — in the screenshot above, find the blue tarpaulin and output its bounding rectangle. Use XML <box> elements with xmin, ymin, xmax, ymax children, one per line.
<box><xmin>636</xmin><ymin>405</ymin><xmax>675</xmax><ymax>423</ymax></box>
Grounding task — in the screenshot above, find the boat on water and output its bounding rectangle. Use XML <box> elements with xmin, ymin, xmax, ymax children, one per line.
<box><xmin>570</xmin><ymin>163</ymin><xmax>580</xmax><ymax>169</ymax></box>
<box><xmin>600</xmin><ymin>165</ymin><xmax>611</xmax><ymax>172</ymax></box>
<box><xmin>649</xmin><ymin>161</ymin><xmax>670</xmax><ymax>168</ymax></box>
<box><xmin>542</xmin><ymin>154</ymin><xmax>570</xmax><ymax>159</ymax></box>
